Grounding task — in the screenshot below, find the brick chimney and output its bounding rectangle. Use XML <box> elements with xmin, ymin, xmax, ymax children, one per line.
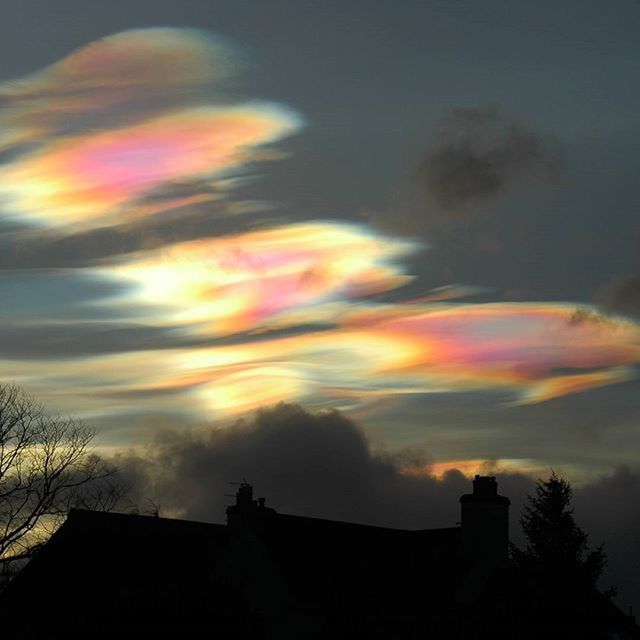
<box><xmin>459</xmin><ymin>475</ymin><xmax>510</xmax><ymax>568</ymax></box>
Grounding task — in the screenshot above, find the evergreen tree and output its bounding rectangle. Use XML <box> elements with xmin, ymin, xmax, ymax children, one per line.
<box><xmin>511</xmin><ymin>471</ymin><xmax>610</xmax><ymax>597</ymax></box>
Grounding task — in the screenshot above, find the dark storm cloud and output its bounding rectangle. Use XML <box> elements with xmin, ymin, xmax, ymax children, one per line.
<box><xmin>418</xmin><ymin>106</ymin><xmax>564</xmax><ymax>222</ymax></box>
<box><xmin>600</xmin><ymin>274</ymin><xmax>640</xmax><ymax>320</ymax></box>
<box><xmin>117</xmin><ymin>403</ymin><xmax>533</xmax><ymax>529</ymax></box>
<box><xmin>114</xmin><ymin>403</ymin><xmax>640</xmax><ymax>611</ymax></box>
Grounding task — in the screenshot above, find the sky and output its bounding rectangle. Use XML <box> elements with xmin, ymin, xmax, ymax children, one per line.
<box><xmin>1</xmin><ymin>0</ymin><xmax>640</xmax><ymax>611</ymax></box>
<box><xmin>2</xmin><ymin>0</ymin><xmax>639</xmax><ymax>472</ymax></box>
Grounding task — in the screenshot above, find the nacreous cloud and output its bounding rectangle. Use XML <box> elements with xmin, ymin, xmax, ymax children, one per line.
<box><xmin>0</xmin><ymin>28</ymin><xmax>301</xmax><ymax>232</ymax></box>
<box><xmin>0</xmin><ymin>105</ymin><xmax>299</xmax><ymax>230</ymax></box>
<box><xmin>158</xmin><ymin>303</ymin><xmax>640</xmax><ymax>416</ymax></box>
<box><xmin>1</xmin><ymin>28</ymin><xmax>639</xmax><ymax>429</ymax></box>
<box><xmin>0</xmin><ymin>28</ymin><xmax>236</xmax><ymax>149</ymax></box>
<box><xmin>103</xmin><ymin>221</ymin><xmax>418</xmax><ymax>335</ymax></box>
<box><xmin>338</xmin><ymin>304</ymin><xmax>640</xmax><ymax>404</ymax></box>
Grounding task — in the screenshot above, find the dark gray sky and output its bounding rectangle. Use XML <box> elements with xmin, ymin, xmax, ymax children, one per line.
<box><xmin>0</xmin><ymin>0</ymin><xmax>639</xmax><ymax>482</ymax></box>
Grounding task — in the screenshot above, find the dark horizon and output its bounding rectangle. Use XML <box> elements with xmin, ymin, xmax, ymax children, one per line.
<box><xmin>2</xmin><ymin>471</ymin><xmax>638</xmax><ymax>639</ymax></box>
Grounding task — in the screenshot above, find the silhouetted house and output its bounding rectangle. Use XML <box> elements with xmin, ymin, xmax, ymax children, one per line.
<box><xmin>1</xmin><ymin>476</ymin><xmax>637</xmax><ymax>639</ymax></box>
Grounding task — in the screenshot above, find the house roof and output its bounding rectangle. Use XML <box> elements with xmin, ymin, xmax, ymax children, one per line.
<box><xmin>2</xmin><ymin>481</ymin><xmax>638</xmax><ymax>639</ymax></box>
<box><xmin>1</xmin><ymin>507</ymin><xmax>464</xmax><ymax>635</ymax></box>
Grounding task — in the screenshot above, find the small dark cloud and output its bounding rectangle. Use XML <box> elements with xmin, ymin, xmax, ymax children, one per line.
<box><xmin>599</xmin><ymin>274</ymin><xmax>640</xmax><ymax>320</ymax></box>
<box><xmin>418</xmin><ymin>105</ymin><xmax>564</xmax><ymax>223</ymax></box>
<box><xmin>369</xmin><ymin>105</ymin><xmax>565</xmax><ymax>237</ymax></box>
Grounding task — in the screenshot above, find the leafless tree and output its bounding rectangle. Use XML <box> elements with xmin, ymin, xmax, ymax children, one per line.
<box><xmin>0</xmin><ymin>383</ymin><xmax>127</xmax><ymax>567</ymax></box>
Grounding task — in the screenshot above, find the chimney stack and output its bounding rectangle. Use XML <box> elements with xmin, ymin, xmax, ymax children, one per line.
<box><xmin>226</xmin><ymin>482</ymin><xmax>276</xmax><ymax>528</ymax></box>
<box><xmin>459</xmin><ymin>475</ymin><xmax>510</xmax><ymax>568</ymax></box>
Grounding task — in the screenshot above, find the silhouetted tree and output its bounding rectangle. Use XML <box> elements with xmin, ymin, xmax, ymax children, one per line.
<box><xmin>0</xmin><ymin>383</ymin><xmax>127</xmax><ymax>572</ymax></box>
<box><xmin>511</xmin><ymin>471</ymin><xmax>613</xmax><ymax>615</ymax></box>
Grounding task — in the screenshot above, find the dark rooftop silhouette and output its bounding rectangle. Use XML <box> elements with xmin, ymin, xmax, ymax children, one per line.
<box><xmin>1</xmin><ymin>475</ymin><xmax>638</xmax><ymax>639</ymax></box>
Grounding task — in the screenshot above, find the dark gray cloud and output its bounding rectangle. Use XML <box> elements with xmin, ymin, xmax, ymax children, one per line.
<box><xmin>369</xmin><ymin>105</ymin><xmax>565</xmax><ymax>238</ymax></box>
<box><xmin>113</xmin><ymin>403</ymin><xmax>640</xmax><ymax>613</ymax></box>
<box><xmin>575</xmin><ymin>467</ymin><xmax>640</xmax><ymax>616</ymax></box>
<box><xmin>417</xmin><ymin>106</ymin><xmax>564</xmax><ymax>223</ymax></box>
<box><xmin>116</xmin><ymin>403</ymin><xmax>528</xmax><ymax>529</ymax></box>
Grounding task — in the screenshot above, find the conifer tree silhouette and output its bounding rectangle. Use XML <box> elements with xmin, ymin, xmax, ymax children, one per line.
<box><xmin>511</xmin><ymin>471</ymin><xmax>612</xmax><ymax>600</ymax></box>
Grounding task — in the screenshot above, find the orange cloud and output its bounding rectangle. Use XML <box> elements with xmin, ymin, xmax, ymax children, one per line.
<box><xmin>401</xmin><ymin>458</ymin><xmax>541</xmax><ymax>479</ymax></box>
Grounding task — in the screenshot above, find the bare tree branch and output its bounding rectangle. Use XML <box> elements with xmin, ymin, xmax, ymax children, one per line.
<box><xmin>0</xmin><ymin>383</ymin><xmax>129</xmax><ymax>567</ymax></box>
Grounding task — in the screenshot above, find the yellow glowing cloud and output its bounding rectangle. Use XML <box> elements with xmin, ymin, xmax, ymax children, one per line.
<box><xmin>105</xmin><ymin>221</ymin><xmax>417</xmax><ymax>334</ymax></box>
<box><xmin>0</xmin><ymin>105</ymin><xmax>299</xmax><ymax>229</ymax></box>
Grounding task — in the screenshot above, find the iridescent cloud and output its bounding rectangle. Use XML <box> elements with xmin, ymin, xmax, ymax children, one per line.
<box><xmin>154</xmin><ymin>303</ymin><xmax>640</xmax><ymax>417</ymax></box>
<box><xmin>3</xmin><ymin>302</ymin><xmax>638</xmax><ymax>421</ymax></box>
<box><xmin>0</xmin><ymin>28</ymin><xmax>301</xmax><ymax>231</ymax></box>
<box><xmin>0</xmin><ymin>28</ymin><xmax>235</xmax><ymax>149</ymax></box>
<box><xmin>0</xmin><ymin>105</ymin><xmax>300</xmax><ymax>230</ymax></box>
<box><xmin>338</xmin><ymin>303</ymin><xmax>640</xmax><ymax>403</ymax></box>
<box><xmin>104</xmin><ymin>221</ymin><xmax>418</xmax><ymax>334</ymax></box>
<box><xmin>2</xmin><ymin>28</ymin><xmax>639</xmax><ymax>429</ymax></box>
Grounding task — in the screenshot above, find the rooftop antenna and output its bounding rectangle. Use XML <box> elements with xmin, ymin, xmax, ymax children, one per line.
<box><xmin>228</xmin><ymin>477</ymin><xmax>250</xmax><ymax>486</ymax></box>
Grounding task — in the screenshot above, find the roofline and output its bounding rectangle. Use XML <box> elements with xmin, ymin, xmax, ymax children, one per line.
<box><xmin>67</xmin><ymin>508</ymin><xmax>227</xmax><ymax>529</ymax></box>
<box><xmin>67</xmin><ymin>508</ymin><xmax>460</xmax><ymax>535</ymax></box>
<box><xmin>267</xmin><ymin>511</ymin><xmax>461</xmax><ymax>534</ymax></box>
